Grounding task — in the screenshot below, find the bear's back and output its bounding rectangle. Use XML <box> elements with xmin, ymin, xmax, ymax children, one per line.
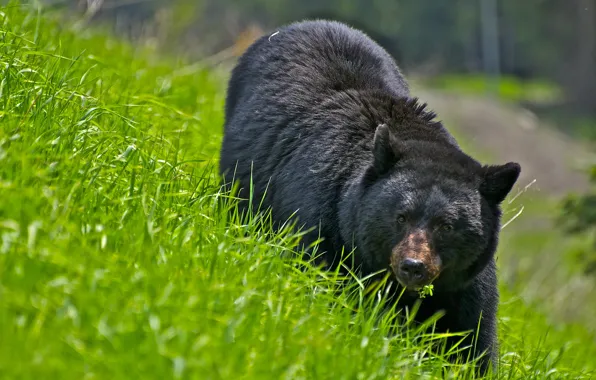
<box><xmin>224</xmin><ymin>20</ymin><xmax>410</xmax><ymax>123</ymax></box>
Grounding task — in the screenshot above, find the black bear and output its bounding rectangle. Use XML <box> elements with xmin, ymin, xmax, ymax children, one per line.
<box><xmin>219</xmin><ymin>20</ymin><xmax>521</xmax><ymax>374</ymax></box>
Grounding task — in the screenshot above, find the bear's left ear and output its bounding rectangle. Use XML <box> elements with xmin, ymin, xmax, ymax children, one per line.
<box><xmin>372</xmin><ymin>123</ymin><xmax>403</xmax><ymax>175</ymax></box>
<box><xmin>479</xmin><ymin>162</ymin><xmax>522</xmax><ymax>204</ymax></box>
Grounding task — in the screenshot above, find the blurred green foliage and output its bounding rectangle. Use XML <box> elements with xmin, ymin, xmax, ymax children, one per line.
<box><xmin>560</xmin><ymin>166</ymin><xmax>596</xmax><ymax>275</ymax></box>
<box><xmin>419</xmin><ymin>74</ymin><xmax>563</xmax><ymax>103</ymax></box>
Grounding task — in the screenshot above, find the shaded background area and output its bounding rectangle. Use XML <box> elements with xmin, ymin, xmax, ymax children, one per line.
<box><xmin>39</xmin><ymin>0</ymin><xmax>595</xmax><ymax>331</ymax></box>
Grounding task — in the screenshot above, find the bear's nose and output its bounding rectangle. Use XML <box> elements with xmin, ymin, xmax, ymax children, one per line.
<box><xmin>399</xmin><ymin>258</ymin><xmax>427</xmax><ymax>283</ymax></box>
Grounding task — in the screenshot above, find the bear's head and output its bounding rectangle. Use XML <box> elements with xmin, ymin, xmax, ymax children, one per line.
<box><xmin>341</xmin><ymin>122</ymin><xmax>521</xmax><ymax>293</ymax></box>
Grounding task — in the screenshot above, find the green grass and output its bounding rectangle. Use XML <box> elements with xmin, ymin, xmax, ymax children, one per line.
<box><xmin>1</xmin><ymin>3</ymin><xmax>595</xmax><ymax>379</ymax></box>
<box><xmin>418</xmin><ymin>74</ymin><xmax>563</xmax><ymax>104</ymax></box>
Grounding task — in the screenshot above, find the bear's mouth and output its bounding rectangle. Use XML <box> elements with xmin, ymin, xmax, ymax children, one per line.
<box><xmin>390</xmin><ymin>254</ymin><xmax>442</xmax><ymax>290</ymax></box>
<box><xmin>393</xmin><ymin>272</ymin><xmax>438</xmax><ymax>291</ymax></box>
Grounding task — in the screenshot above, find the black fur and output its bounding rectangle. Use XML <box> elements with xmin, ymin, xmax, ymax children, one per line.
<box><xmin>219</xmin><ymin>20</ymin><xmax>521</xmax><ymax>374</ymax></box>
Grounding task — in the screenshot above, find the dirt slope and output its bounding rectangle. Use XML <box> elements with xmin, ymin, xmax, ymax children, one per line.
<box><xmin>416</xmin><ymin>89</ymin><xmax>594</xmax><ymax>198</ymax></box>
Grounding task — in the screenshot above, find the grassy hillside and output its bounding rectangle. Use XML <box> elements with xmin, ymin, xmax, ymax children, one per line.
<box><xmin>0</xmin><ymin>3</ymin><xmax>595</xmax><ymax>379</ymax></box>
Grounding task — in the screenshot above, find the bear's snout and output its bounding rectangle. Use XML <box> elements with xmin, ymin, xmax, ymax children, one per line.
<box><xmin>390</xmin><ymin>229</ymin><xmax>442</xmax><ymax>289</ymax></box>
<box><xmin>399</xmin><ymin>258</ymin><xmax>427</xmax><ymax>283</ymax></box>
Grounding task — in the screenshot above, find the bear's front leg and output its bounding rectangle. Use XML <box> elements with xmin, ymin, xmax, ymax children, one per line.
<box><xmin>456</xmin><ymin>275</ymin><xmax>499</xmax><ymax>376</ymax></box>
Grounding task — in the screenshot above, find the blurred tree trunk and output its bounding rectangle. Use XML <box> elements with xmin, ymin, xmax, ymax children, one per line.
<box><xmin>567</xmin><ymin>0</ymin><xmax>596</xmax><ymax>115</ymax></box>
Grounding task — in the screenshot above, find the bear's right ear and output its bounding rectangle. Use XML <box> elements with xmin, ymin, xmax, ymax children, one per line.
<box><xmin>479</xmin><ymin>162</ymin><xmax>522</xmax><ymax>205</ymax></box>
<box><xmin>372</xmin><ymin>124</ymin><xmax>403</xmax><ymax>175</ymax></box>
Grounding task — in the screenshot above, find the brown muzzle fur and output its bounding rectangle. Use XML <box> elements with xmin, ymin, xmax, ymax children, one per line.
<box><xmin>390</xmin><ymin>229</ymin><xmax>442</xmax><ymax>287</ymax></box>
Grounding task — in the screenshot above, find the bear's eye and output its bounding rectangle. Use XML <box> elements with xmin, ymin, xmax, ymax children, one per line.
<box><xmin>397</xmin><ymin>214</ymin><xmax>407</xmax><ymax>224</ymax></box>
<box><xmin>440</xmin><ymin>223</ymin><xmax>453</xmax><ymax>232</ymax></box>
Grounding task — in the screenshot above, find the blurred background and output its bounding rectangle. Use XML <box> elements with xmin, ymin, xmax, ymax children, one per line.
<box><xmin>41</xmin><ymin>0</ymin><xmax>595</xmax><ymax>331</ymax></box>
